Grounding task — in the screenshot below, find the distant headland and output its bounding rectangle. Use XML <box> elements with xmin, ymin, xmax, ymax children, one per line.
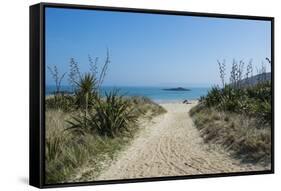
<box><xmin>162</xmin><ymin>87</ymin><xmax>191</xmax><ymax>91</ymax></box>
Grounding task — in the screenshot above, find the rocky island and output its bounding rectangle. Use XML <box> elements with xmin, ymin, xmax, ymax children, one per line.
<box><xmin>162</xmin><ymin>87</ymin><xmax>191</xmax><ymax>91</ymax></box>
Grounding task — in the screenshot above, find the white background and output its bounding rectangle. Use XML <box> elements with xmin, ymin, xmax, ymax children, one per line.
<box><xmin>0</xmin><ymin>0</ymin><xmax>279</xmax><ymax>190</ymax></box>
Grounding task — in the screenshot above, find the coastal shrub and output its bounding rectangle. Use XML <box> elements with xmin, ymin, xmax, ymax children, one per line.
<box><xmin>47</xmin><ymin>50</ymin><xmax>111</xmax><ymax>112</ymax></box>
<box><xmin>88</xmin><ymin>90</ymin><xmax>139</xmax><ymax>137</ymax></box>
<box><xmin>74</xmin><ymin>73</ymin><xmax>98</xmax><ymax>111</ymax></box>
<box><xmin>246</xmin><ymin>81</ymin><xmax>271</xmax><ymax>102</ymax></box>
<box><xmin>65</xmin><ymin>94</ymin><xmax>166</xmax><ymax>137</ymax></box>
<box><xmin>202</xmin><ymin>82</ymin><xmax>271</xmax><ymax>124</ymax></box>
<box><xmin>201</xmin><ymin>59</ymin><xmax>271</xmax><ymax>124</ymax></box>
<box><xmin>202</xmin><ymin>86</ymin><xmax>221</xmax><ymax>107</ymax></box>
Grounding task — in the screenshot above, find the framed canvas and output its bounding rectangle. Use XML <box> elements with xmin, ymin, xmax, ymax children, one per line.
<box><xmin>30</xmin><ymin>2</ymin><xmax>274</xmax><ymax>188</ymax></box>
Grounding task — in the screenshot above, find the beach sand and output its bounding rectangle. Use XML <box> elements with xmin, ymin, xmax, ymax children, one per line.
<box><xmin>88</xmin><ymin>101</ymin><xmax>269</xmax><ymax>180</ymax></box>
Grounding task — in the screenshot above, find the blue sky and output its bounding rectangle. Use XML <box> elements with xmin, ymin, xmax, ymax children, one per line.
<box><xmin>45</xmin><ymin>7</ymin><xmax>271</xmax><ymax>87</ymax></box>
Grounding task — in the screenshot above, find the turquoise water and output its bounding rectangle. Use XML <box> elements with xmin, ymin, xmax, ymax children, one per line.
<box><xmin>46</xmin><ymin>85</ymin><xmax>210</xmax><ymax>103</ymax></box>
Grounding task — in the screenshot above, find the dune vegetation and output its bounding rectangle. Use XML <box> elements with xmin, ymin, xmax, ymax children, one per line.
<box><xmin>45</xmin><ymin>51</ymin><xmax>166</xmax><ymax>184</ymax></box>
<box><xmin>190</xmin><ymin>59</ymin><xmax>272</xmax><ymax>166</ymax></box>
<box><xmin>45</xmin><ymin>53</ymin><xmax>271</xmax><ymax>183</ymax></box>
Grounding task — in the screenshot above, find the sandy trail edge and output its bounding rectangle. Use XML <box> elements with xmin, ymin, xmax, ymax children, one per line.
<box><xmin>95</xmin><ymin>102</ymin><xmax>268</xmax><ymax>180</ymax></box>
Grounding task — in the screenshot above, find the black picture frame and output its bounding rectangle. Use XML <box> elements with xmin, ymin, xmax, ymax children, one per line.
<box><xmin>30</xmin><ymin>2</ymin><xmax>275</xmax><ymax>189</ymax></box>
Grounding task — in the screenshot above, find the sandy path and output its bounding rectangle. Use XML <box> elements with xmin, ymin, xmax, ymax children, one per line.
<box><xmin>96</xmin><ymin>102</ymin><xmax>267</xmax><ymax>180</ymax></box>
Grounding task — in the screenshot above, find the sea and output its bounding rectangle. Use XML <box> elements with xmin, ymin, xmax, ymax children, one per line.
<box><xmin>46</xmin><ymin>85</ymin><xmax>210</xmax><ymax>103</ymax></box>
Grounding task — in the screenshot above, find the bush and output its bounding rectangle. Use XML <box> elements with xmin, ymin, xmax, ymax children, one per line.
<box><xmin>74</xmin><ymin>73</ymin><xmax>98</xmax><ymax>110</ymax></box>
<box><xmin>66</xmin><ymin>92</ymin><xmax>166</xmax><ymax>138</ymax></box>
<box><xmin>202</xmin><ymin>59</ymin><xmax>272</xmax><ymax>124</ymax></box>
<box><xmin>202</xmin><ymin>82</ymin><xmax>271</xmax><ymax>124</ymax></box>
<box><xmin>88</xmin><ymin>90</ymin><xmax>138</xmax><ymax>137</ymax></box>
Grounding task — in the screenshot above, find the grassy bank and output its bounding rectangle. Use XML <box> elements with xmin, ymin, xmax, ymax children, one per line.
<box><xmin>190</xmin><ymin>104</ymin><xmax>271</xmax><ymax>165</ymax></box>
<box><xmin>45</xmin><ymin>96</ymin><xmax>166</xmax><ymax>184</ymax></box>
<box><xmin>190</xmin><ymin>59</ymin><xmax>271</xmax><ymax>166</ymax></box>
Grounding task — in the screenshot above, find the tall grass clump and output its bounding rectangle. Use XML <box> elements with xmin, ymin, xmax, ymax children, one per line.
<box><xmin>46</xmin><ymin>49</ymin><xmax>110</xmax><ymax>112</ymax></box>
<box><xmin>74</xmin><ymin>73</ymin><xmax>98</xmax><ymax>111</ymax></box>
<box><xmin>45</xmin><ymin>110</ymin><xmax>124</xmax><ymax>183</ymax></box>
<box><xmin>67</xmin><ymin>90</ymin><xmax>139</xmax><ymax>138</ymax></box>
<box><xmin>47</xmin><ymin>65</ymin><xmax>67</xmax><ymax>95</ymax></box>
<box><xmin>89</xmin><ymin>90</ymin><xmax>138</xmax><ymax>137</ymax></box>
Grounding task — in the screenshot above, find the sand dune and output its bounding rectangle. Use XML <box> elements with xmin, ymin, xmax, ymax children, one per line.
<box><xmin>96</xmin><ymin>101</ymin><xmax>268</xmax><ymax>180</ymax></box>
